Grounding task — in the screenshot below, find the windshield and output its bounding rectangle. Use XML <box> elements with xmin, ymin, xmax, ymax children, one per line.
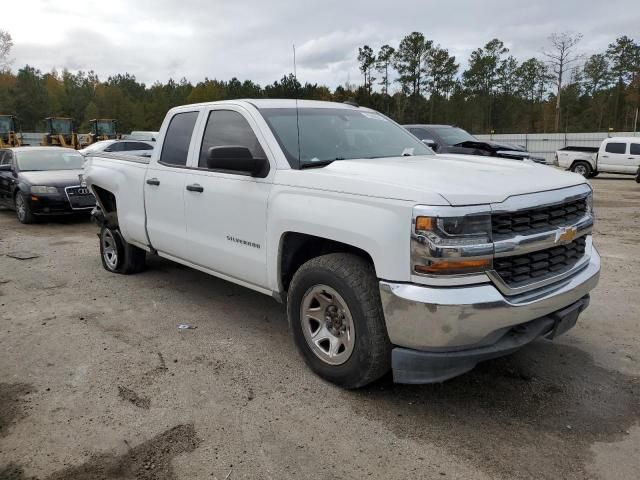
<box><xmin>0</xmin><ymin>117</ymin><xmax>12</xmax><ymax>134</ymax></box>
<box><xmin>50</xmin><ymin>119</ymin><xmax>73</xmax><ymax>135</ymax></box>
<box><xmin>96</xmin><ymin>120</ymin><xmax>115</xmax><ymax>136</ymax></box>
<box><xmin>431</xmin><ymin>127</ymin><xmax>477</xmax><ymax>146</ymax></box>
<box><xmin>16</xmin><ymin>150</ymin><xmax>84</xmax><ymax>171</ymax></box>
<box><xmin>260</xmin><ymin>108</ymin><xmax>433</xmax><ymax>168</ymax></box>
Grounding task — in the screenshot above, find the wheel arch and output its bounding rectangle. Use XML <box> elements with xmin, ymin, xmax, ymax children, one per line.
<box><xmin>91</xmin><ymin>184</ymin><xmax>119</xmax><ymax>227</ymax></box>
<box><xmin>277</xmin><ymin>232</ymin><xmax>376</xmax><ymax>298</ymax></box>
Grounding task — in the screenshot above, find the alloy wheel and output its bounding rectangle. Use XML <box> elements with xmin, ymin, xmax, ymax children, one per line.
<box><xmin>300</xmin><ymin>285</ymin><xmax>355</xmax><ymax>366</ymax></box>
<box><xmin>102</xmin><ymin>229</ymin><xmax>118</xmax><ymax>270</ymax></box>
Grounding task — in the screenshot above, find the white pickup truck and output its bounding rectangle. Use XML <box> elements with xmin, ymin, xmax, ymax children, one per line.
<box><xmin>84</xmin><ymin>100</ymin><xmax>600</xmax><ymax>388</ymax></box>
<box><xmin>555</xmin><ymin>136</ymin><xmax>640</xmax><ymax>178</ymax></box>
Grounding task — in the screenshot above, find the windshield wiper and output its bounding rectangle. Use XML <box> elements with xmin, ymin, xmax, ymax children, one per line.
<box><xmin>299</xmin><ymin>159</ymin><xmax>341</xmax><ymax>169</ymax></box>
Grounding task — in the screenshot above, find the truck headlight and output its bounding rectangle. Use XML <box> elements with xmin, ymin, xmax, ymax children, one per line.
<box><xmin>30</xmin><ymin>186</ymin><xmax>59</xmax><ymax>194</ymax></box>
<box><xmin>585</xmin><ymin>192</ymin><xmax>594</xmax><ymax>216</ymax></box>
<box><xmin>412</xmin><ymin>210</ymin><xmax>493</xmax><ymax>275</ymax></box>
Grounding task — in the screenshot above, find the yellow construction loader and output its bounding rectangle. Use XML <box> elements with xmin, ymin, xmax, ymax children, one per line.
<box><xmin>0</xmin><ymin>115</ymin><xmax>23</xmax><ymax>147</ymax></box>
<box><xmin>83</xmin><ymin>119</ymin><xmax>119</xmax><ymax>146</ymax></box>
<box><xmin>40</xmin><ymin>117</ymin><xmax>79</xmax><ymax>149</ymax></box>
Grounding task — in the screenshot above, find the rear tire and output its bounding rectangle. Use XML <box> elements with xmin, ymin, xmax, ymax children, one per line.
<box><xmin>287</xmin><ymin>253</ymin><xmax>391</xmax><ymax>389</ymax></box>
<box><xmin>570</xmin><ymin>161</ymin><xmax>592</xmax><ymax>178</ymax></box>
<box><xmin>100</xmin><ymin>225</ymin><xmax>146</xmax><ymax>274</ymax></box>
<box><xmin>14</xmin><ymin>192</ymin><xmax>34</xmax><ymax>224</ymax></box>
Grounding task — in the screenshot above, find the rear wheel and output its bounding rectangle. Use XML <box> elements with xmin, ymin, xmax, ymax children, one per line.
<box><xmin>570</xmin><ymin>161</ymin><xmax>592</xmax><ymax>178</ymax></box>
<box><xmin>14</xmin><ymin>192</ymin><xmax>34</xmax><ymax>224</ymax></box>
<box><xmin>100</xmin><ymin>225</ymin><xmax>146</xmax><ymax>274</ymax></box>
<box><xmin>287</xmin><ymin>253</ymin><xmax>391</xmax><ymax>389</ymax></box>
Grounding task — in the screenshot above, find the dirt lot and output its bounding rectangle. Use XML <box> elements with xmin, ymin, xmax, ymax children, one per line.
<box><xmin>0</xmin><ymin>176</ymin><xmax>639</xmax><ymax>480</ymax></box>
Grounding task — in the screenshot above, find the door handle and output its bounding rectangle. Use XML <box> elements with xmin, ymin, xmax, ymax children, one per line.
<box><xmin>186</xmin><ymin>183</ymin><xmax>204</xmax><ymax>193</ymax></box>
<box><xmin>146</xmin><ymin>178</ymin><xmax>160</xmax><ymax>186</ymax></box>
<box><xmin>601</xmin><ymin>155</ymin><xmax>608</xmax><ymax>158</ymax></box>
<box><xmin>629</xmin><ymin>157</ymin><xmax>635</xmax><ymax>160</ymax></box>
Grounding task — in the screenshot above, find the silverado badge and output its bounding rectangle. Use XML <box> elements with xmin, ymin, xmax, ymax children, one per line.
<box><xmin>556</xmin><ymin>226</ymin><xmax>578</xmax><ymax>243</ymax></box>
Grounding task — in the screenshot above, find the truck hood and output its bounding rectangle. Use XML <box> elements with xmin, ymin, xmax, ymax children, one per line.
<box><xmin>276</xmin><ymin>155</ymin><xmax>586</xmax><ymax>205</ymax></box>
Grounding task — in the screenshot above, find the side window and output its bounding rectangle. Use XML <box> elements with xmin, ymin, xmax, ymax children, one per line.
<box><xmin>130</xmin><ymin>142</ymin><xmax>153</xmax><ymax>151</ymax></box>
<box><xmin>198</xmin><ymin>110</ymin><xmax>265</xmax><ymax>168</ymax></box>
<box><xmin>605</xmin><ymin>142</ymin><xmax>626</xmax><ymax>154</ymax></box>
<box><xmin>105</xmin><ymin>142</ymin><xmax>124</xmax><ymax>153</ymax></box>
<box><xmin>409</xmin><ymin>128</ymin><xmax>434</xmax><ymax>141</ymax></box>
<box><xmin>630</xmin><ymin>143</ymin><xmax>640</xmax><ymax>155</ymax></box>
<box><xmin>160</xmin><ymin>111</ymin><xmax>199</xmax><ymax>166</ymax></box>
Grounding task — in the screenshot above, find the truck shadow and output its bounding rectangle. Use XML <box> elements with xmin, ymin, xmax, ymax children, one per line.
<box><xmin>118</xmin><ymin>256</ymin><xmax>639</xmax><ymax>479</ymax></box>
<box><xmin>354</xmin><ymin>340</ymin><xmax>640</xmax><ymax>479</ymax></box>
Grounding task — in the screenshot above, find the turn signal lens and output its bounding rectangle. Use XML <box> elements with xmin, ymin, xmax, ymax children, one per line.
<box><xmin>414</xmin><ymin>258</ymin><xmax>492</xmax><ymax>275</ymax></box>
<box><xmin>415</xmin><ymin>216</ymin><xmax>434</xmax><ymax>232</ymax></box>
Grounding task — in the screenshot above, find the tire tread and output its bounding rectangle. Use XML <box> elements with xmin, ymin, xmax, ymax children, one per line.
<box><xmin>288</xmin><ymin>253</ymin><xmax>391</xmax><ymax>388</ymax></box>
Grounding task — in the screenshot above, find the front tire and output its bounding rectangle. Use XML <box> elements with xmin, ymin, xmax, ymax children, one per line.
<box><xmin>14</xmin><ymin>192</ymin><xmax>34</xmax><ymax>224</ymax></box>
<box><xmin>570</xmin><ymin>161</ymin><xmax>592</xmax><ymax>178</ymax></box>
<box><xmin>100</xmin><ymin>225</ymin><xmax>146</xmax><ymax>274</ymax></box>
<box><xmin>287</xmin><ymin>253</ymin><xmax>391</xmax><ymax>389</ymax></box>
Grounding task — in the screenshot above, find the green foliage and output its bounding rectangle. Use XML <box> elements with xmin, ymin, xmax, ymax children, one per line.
<box><xmin>0</xmin><ymin>31</ymin><xmax>638</xmax><ymax>135</ymax></box>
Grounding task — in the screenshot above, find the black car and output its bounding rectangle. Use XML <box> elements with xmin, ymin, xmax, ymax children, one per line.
<box><xmin>403</xmin><ymin>124</ymin><xmax>546</xmax><ymax>164</ymax></box>
<box><xmin>0</xmin><ymin>147</ymin><xmax>95</xmax><ymax>224</ymax></box>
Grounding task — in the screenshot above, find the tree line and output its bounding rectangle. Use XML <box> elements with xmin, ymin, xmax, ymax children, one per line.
<box><xmin>0</xmin><ymin>29</ymin><xmax>638</xmax><ymax>134</ymax></box>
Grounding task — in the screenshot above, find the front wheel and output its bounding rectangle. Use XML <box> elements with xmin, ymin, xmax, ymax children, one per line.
<box><xmin>14</xmin><ymin>192</ymin><xmax>34</xmax><ymax>224</ymax></box>
<box><xmin>100</xmin><ymin>225</ymin><xmax>146</xmax><ymax>274</ymax></box>
<box><xmin>287</xmin><ymin>253</ymin><xmax>391</xmax><ymax>389</ymax></box>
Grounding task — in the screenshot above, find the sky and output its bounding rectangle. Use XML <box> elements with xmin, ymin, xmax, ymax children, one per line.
<box><xmin>2</xmin><ymin>0</ymin><xmax>638</xmax><ymax>90</ymax></box>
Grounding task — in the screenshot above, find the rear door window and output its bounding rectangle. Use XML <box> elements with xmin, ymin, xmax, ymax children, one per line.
<box><xmin>630</xmin><ymin>143</ymin><xmax>640</xmax><ymax>155</ymax></box>
<box><xmin>160</xmin><ymin>112</ymin><xmax>199</xmax><ymax>166</ymax></box>
<box><xmin>605</xmin><ymin>142</ymin><xmax>626</xmax><ymax>154</ymax></box>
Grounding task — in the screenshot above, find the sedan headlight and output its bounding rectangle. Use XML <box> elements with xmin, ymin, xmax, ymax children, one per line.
<box><xmin>412</xmin><ymin>209</ymin><xmax>493</xmax><ymax>275</ymax></box>
<box><xmin>30</xmin><ymin>186</ymin><xmax>59</xmax><ymax>194</ymax></box>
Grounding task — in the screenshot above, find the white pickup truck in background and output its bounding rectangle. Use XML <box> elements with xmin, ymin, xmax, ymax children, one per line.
<box><xmin>84</xmin><ymin>99</ymin><xmax>600</xmax><ymax>388</ymax></box>
<box><xmin>556</xmin><ymin>136</ymin><xmax>640</xmax><ymax>179</ymax></box>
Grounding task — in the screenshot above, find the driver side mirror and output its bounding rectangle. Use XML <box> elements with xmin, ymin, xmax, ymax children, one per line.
<box><xmin>207</xmin><ymin>146</ymin><xmax>269</xmax><ymax>177</ymax></box>
<box><xmin>422</xmin><ymin>139</ymin><xmax>438</xmax><ymax>151</ymax></box>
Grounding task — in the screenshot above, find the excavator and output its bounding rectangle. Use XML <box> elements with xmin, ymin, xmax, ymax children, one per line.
<box><xmin>40</xmin><ymin>117</ymin><xmax>80</xmax><ymax>149</ymax></box>
<box><xmin>0</xmin><ymin>115</ymin><xmax>23</xmax><ymax>148</ymax></box>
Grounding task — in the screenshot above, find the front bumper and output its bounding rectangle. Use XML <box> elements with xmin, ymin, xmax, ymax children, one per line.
<box><xmin>379</xmin><ymin>247</ymin><xmax>600</xmax><ymax>382</ymax></box>
<box><xmin>28</xmin><ymin>191</ymin><xmax>95</xmax><ymax>215</ymax></box>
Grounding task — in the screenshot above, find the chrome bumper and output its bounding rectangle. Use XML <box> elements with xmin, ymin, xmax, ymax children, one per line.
<box><xmin>380</xmin><ymin>247</ymin><xmax>600</xmax><ymax>350</ymax></box>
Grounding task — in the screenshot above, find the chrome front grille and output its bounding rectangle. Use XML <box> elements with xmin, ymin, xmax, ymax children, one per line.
<box><xmin>488</xmin><ymin>185</ymin><xmax>593</xmax><ymax>294</ymax></box>
<box><xmin>494</xmin><ymin>236</ymin><xmax>587</xmax><ymax>288</ymax></box>
<box><xmin>65</xmin><ymin>185</ymin><xmax>96</xmax><ymax>209</ymax></box>
<box><xmin>492</xmin><ymin>197</ymin><xmax>588</xmax><ymax>239</ymax></box>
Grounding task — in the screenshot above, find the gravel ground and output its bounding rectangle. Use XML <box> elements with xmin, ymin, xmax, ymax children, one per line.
<box><xmin>0</xmin><ymin>176</ymin><xmax>639</xmax><ymax>480</ymax></box>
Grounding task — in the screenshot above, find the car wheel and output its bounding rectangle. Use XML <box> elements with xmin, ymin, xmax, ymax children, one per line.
<box><xmin>570</xmin><ymin>161</ymin><xmax>592</xmax><ymax>178</ymax></box>
<box><xmin>287</xmin><ymin>253</ymin><xmax>391</xmax><ymax>389</ymax></box>
<box><xmin>100</xmin><ymin>225</ymin><xmax>146</xmax><ymax>274</ymax></box>
<box><xmin>14</xmin><ymin>192</ymin><xmax>34</xmax><ymax>224</ymax></box>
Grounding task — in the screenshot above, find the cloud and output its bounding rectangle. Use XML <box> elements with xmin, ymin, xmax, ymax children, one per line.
<box><xmin>1</xmin><ymin>0</ymin><xmax>638</xmax><ymax>89</ymax></box>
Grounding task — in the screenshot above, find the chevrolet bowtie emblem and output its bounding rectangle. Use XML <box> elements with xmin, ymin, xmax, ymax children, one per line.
<box><xmin>556</xmin><ymin>226</ymin><xmax>578</xmax><ymax>243</ymax></box>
